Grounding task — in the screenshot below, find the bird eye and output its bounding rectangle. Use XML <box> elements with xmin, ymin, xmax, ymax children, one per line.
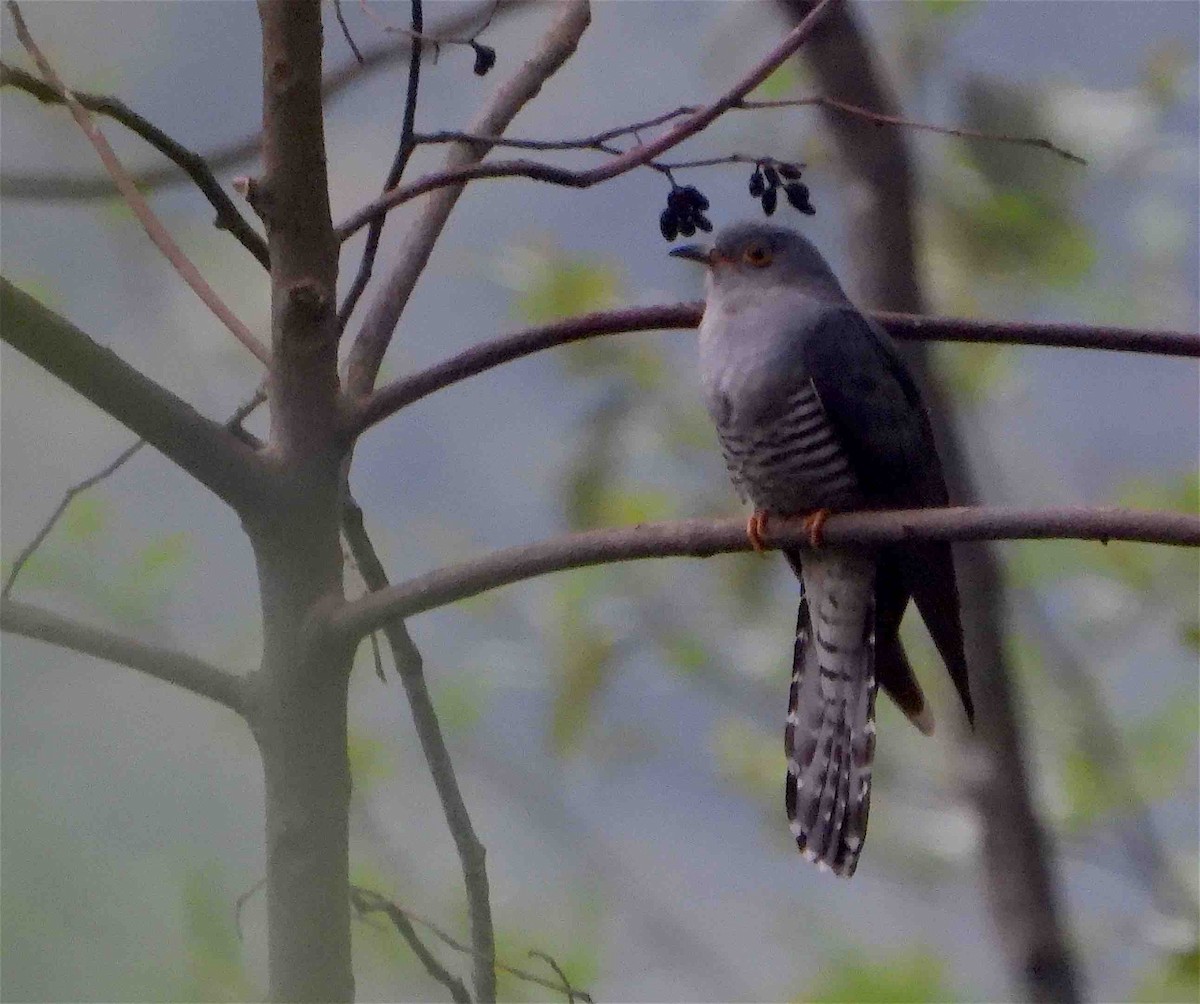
<box><xmin>744</xmin><ymin>246</ymin><xmax>772</xmax><ymax>267</ymax></box>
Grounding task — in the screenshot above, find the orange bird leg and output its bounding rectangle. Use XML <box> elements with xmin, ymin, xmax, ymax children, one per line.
<box><xmin>746</xmin><ymin>510</ymin><xmax>770</xmax><ymax>554</ymax></box>
<box><xmin>801</xmin><ymin>508</ymin><xmax>831</xmax><ymax>548</ymax></box>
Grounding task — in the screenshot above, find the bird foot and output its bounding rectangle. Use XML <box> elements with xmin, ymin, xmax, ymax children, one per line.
<box><xmin>747</xmin><ymin>510</ymin><xmax>770</xmax><ymax>554</ymax></box>
<box><xmin>800</xmin><ymin>509</ymin><xmax>831</xmax><ymax>548</ymax></box>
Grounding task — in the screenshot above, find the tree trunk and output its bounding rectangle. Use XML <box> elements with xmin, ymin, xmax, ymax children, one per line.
<box><xmin>250</xmin><ymin>510</ymin><xmax>354</xmax><ymax>1002</ymax></box>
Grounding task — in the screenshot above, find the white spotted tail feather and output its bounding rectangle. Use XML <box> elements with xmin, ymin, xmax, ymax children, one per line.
<box><xmin>784</xmin><ymin>550</ymin><xmax>878</xmax><ymax>877</ymax></box>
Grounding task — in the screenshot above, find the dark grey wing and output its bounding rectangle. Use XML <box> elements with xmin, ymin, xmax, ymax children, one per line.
<box><xmin>802</xmin><ymin>308</ymin><xmax>974</xmax><ymax>724</ymax></box>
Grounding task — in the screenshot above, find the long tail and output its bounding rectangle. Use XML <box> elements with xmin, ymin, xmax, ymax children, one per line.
<box><xmin>783</xmin><ymin>550</ymin><xmax>878</xmax><ymax>877</ymax></box>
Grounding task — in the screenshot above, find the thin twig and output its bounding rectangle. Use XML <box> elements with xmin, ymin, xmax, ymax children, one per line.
<box><xmin>322</xmin><ymin>507</ymin><xmax>1200</xmax><ymax>646</ymax></box>
<box><xmin>344</xmin><ymin>0</ymin><xmax>591</xmax><ymax>398</ymax></box>
<box><xmin>350</xmin><ymin>304</ymin><xmax>1200</xmax><ymax>436</ymax></box>
<box><xmin>341</xmin><ymin>493</ymin><xmax>495</xmax><ymax>1002</ymax></box>
<box><xmin>1</xmin><ymin>598</ymin><xmax>248</xmax><ymax>714</ymax></box>
<box><xmin>0</xmin><ymin>2</ymin><xmax>519</xmax><ymax>203</ymax></box>
<box><xmin>6</xmin><ymin>4</ymin><xmax>270</xmax><ymax>364</ymax></box>
<box><xmin>336</xmin><ymin>0</ymin><xmax>424</xmax><ymax>332</ymax></box>
<box><xmin>2</xmin><ymin>280</ymin><xmax>274</xmax><ymax>512</ymax></box>
<box><xmin>3</xmin><ymin>386</ymin><xmax>266</xmax><ymax>598</ymax></box>
<box><xmin>529</xmin><ymin>949</ymin><xmax>578</xmax><ymax>1004</ymax></box>
<box><xmin>333</xmin><ymin>0</ymin><xmax>365</xmax><ymax>64</ymax></box>
<box><xmin>350</xmin><ymin>887</ymin><xmax>472</xmax><ymax>1004</ymax></box>
<box><xmin>234</xmin><ymin>876</ymin><xmax>267</xmax><ymax>941</ymax></box>
<box><xmin>351</xmin><ymin>886</ymin><xmax>594</xmax><ymax>1004</ymax></box>
<box><xmin>403</xmin><ymin>908</ymin><xmax>594</xmax><ymax>1004</ymax></box>
<box><xmin>0</xmin><ymin>62</ymin><xmax>270</xmax><ymax>268</ymax></box>
<box><xmin>2</xmin><ymin>439</ymin><xmax>144</xmax><ymax>597</ymax></box>
<box><xmin>335</xmin><ymin>0</ymin><xmax>839</xmax><ymax>240</ymax></box>
<box><xmin>747</xmin><ymin>95</ymin><xmax>1086</xmax><ymax>165</ymax></box>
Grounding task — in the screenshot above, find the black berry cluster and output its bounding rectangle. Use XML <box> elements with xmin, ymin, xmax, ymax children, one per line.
<box><xmin>470</xmin><ymin>41</ymin><xmax>496</xmax><ymax>76</ymax></box>
<box><xmin>749</xmin><ymin>161</ymin><xmax>815</xmax><ymax>217</ymax></box>
<box><xmin>659</xmin><ymin>185</ymin><xmax>713</xmax><ymax>241</ymax></box>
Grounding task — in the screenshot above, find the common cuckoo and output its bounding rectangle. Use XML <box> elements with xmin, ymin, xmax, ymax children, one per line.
<box><xmin>672</xmin><ymin>222</ymin><xmax>974</xmax><ymax>877</ymax></box>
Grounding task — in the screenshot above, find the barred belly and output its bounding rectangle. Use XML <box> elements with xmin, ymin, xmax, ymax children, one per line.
<box><xmin>719</xmin><ymin>380</ymin><xmax>861</xmax><ymax>513</ymax></box>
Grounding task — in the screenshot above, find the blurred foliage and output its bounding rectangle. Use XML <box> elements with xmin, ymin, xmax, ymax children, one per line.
<box><xmin>1133</xmin><ymin>944</ymin><xmax>1200</xmax><ymax>1003</ymax></box>
<box><xmin>547</xmin><ymin>569</ymin><xmax>615</xmax><ymax>755</ymax></box>
<box><xmin>2</xmin><ymin>493</ymin><xmax>194</xmax><ymax>629</ymax></box>
<box><xmin>180</xmin><ymin>865</ymin><xmax>256</xmax><ymax>1002</ymax></box>
<box><xmin>799</xmin><ymin>947</ymin><xmax>952</xmax><ymax>1003</ymax></box>
<box><xmin>507</xmin><ymin>242</ymin><xmax>623</xmax><ymax>326</ymax></box>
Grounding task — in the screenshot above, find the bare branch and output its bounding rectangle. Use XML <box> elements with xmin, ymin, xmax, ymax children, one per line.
<box><xmin>350</xmin><ymin>887</ymin><xmax>472</xmax><ymax>1004</ymax></box>
<box><xmin>336</xmin><ymin>0</ymin><xmax>425</xmax><ymax>332</ymax></box>
<box><xmin>5</xmin><ymin>4</ymin><xmax>270</xmax><ymax>364</ymax></box>
<box><xmin>749</xmin><ymin>95</ymin><xmax>1085</xmax><ymax>165</ymax></box>
<box><xmin>0</xmin><ymin>62</ymin><xmax>270</xmax><ymax>268</ymax></box>
<box><xmin>335</xmin><ymin>0</ymin><xmax>839</xmax><ymax>242</ymax></box>
<box><xmin>0</xmin><ymin>2</ymin><xmax>509</xmax><ymax>201</ymax></box>
<box><xmin>350</xmin><ymin>304</ymin><xmax>1200</xmax><ymax>436</ymax></box>
<box><xmin>341</xmin><ymin>494</ymin><xmax>495</xmax><ymax>1002</ymax></box>
<box><xmin>1</xmin><ymin>280</ymin><xmax>276</xmax><ymax>513</ymax></box>
<box><xmin>344</xmin><ymin>0</ymin><xmax>592</xmax><ymax>398</ymax></box>
<box><xmin>321</xmin><ymin>507</ymin><xmax>1200</xmax><ymax>646</ymax></box>
<box><xmin>411</xmin><ymin>88</ymin><xmax>1085</xmax><ymax>167</ymax></box>
<box><xmin>1</xmin><ymin>598</ymin><xmax>248</xmax><ymax>715</ymax></box>
<box><xmin>351</xmin><ymin>886</ymin><xmax>593</xmax><ymax>1004</ymax></box>
<box><xmin>3</xmin><ymin>387</ymin><xmax>266</xmax><ymax>599</ymax></box>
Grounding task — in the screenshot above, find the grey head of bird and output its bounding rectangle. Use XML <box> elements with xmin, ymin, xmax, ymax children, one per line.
<box><xmin>670</xmin><ymin>221</ymin><xmax>847</xmax><ymax>304</ymax></box>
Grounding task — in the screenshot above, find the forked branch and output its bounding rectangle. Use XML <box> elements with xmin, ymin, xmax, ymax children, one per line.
<box><xmin>0</xmin><ymin>61</ymin><xmax>270</xmax><ymax>268</ymax></box>
<box><xmin>335</xmin><ymin>0</ymin><xmax>840</xmax><ymax>240</ymax></box>
<box><xmin>321</xmin><ymin>506</ymin><xmax>1200</xmax><ymax>645</ymax></box>
<box><xmin>0</xmin><ymin>280</ymin><xmax>275</xmax><ymax>513</ymax></box>
<box><xmin>5</xmin><ymin>3</ymin><xmax>270</xmax><ymax>364</ymax></box>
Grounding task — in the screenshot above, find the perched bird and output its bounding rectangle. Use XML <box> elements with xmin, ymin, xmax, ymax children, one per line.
<box><xmin>672</xmin><ymin>222</ymin><xmax>973</xmax><ymax>877</ymax></box>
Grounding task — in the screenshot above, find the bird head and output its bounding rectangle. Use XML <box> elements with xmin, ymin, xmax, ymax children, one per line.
<box><xmin>670</xmin><ymin>222</ymin><xmax>846</xmax><ymax>302</ymax></box>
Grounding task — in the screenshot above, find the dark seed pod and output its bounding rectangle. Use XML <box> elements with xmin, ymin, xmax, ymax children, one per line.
<box><xmin>471</xmin><ymin>43</ymin><xmax>496</xmax><ymax>76</ymax></box>
<box><xmin>678</xmin><ymin>217</ymin><xmax>697</xmax><ymax>238</ymax></box>
<box><xmin>763</xmin><ymin>164</ymin><xmax>780</xmax><ymax>188</ymax></box>
<box><xmin>694</xmin><ymin>212</ymin><xmax>713</xmax><ymax>233</ymax></box>
<box><xmin>761</xmin><ymin>186</ymin><xmax>778</xmax><ymax>216</ymax></box>
<box><xmin>784</xmin><ymin>182</ymin><xmax>816</xmax><ymax>215</ymax></box>
<box><xmin>779</xmin><ymin>162</ymin><xmax>803</xmax><ymax>180</ymax></box>
<box><xmin>667</xmin><ymin>187</ymin><xmax>689</xmax><ymax>212</ymax></box>
<box><xmin>749</xmin><ymin>167</ymin><xmax>765</xmax><ymax>198</ymax></box>
<box><xmin>660</xmin><ymin>208</ymin><xmax>679</xmax><ymax>242</ymax></box>
<box><xmin>680</xmin><ymin>186</ymin><xmax>710</xmax><ymax>211</ymax></box>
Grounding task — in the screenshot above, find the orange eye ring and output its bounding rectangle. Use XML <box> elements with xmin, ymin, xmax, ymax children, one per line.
<box><xmin>744</xmin><ymin>247</ymin><xmax>772</xmax><ymax>268</ymax></box>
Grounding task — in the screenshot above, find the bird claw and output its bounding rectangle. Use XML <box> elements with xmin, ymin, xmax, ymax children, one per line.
<box><xmin>747</xmin><ymin>510</ymin><xmax>770</xmax><ymax>554</ymax></box>
<box><xmin>801</xmin><ymin>509</ymin><xmax>831</xmax><ymax>548</ymax></box>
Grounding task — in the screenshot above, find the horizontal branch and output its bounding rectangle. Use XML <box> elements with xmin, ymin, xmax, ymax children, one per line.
<box><xmin>320</xmin><ymin>506</ymin><xmax>1200</xmax><ymax>645</ymax></box>
<box><xmin>351</xmin><ymin>303</ymin><xmax>1200</xmax><ymax>435</ymax></box>
<box><xmin>1</xmin><ymin>61</ymin><xmax>269</xmax><ymax>267</ymax></box>
<box><xmin>1</xmin><ymin>279</ymin><xmax>277</xmax><ymax>513</ymax></box>
<box><xmin>334</xmin><ymin>0</ymin><xmax>838</xmax><ymax>240</ymax></box>
<box><xmin>1</xmin><ymin>598</ymin><xmax>247</xmax><ymax>715</ymax></box>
